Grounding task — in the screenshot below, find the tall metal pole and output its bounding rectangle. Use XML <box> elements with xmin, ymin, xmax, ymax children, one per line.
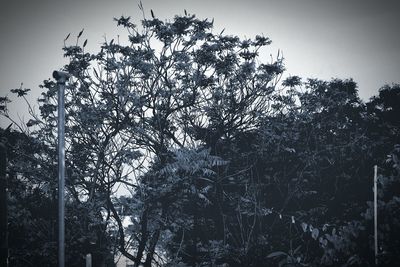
<box><xmin>374</xmin><ymin>165</ymin><xmax>378</xmax><ymax>266</ymax></box>
<box><xmin>53</xmin><ymin>71</ymin><xmax>69</xmax><ymax>267</ymax></box>
<box><xmin>0</xmin><ymin>137</ymin><xmax>8</xmax><ymax>267</ymax></box>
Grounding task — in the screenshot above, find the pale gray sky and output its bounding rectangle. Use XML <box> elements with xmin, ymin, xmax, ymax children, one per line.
<box><xmin>1</xmin><ymin>0</ymin><xmax>400</xmax><ymax>127</ymax></box>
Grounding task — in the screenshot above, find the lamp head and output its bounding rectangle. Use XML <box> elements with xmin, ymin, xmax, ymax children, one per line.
<box><xmin>52</xmin><ymin>71</ymin><xmax>71</xmax><ymax>84</ymax></box>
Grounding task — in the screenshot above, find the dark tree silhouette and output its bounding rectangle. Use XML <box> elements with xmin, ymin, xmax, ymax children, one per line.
<box><xmin>1</xmin><ymin>9</ymin><xmax>400</xmax><ymax>267</ymax></box>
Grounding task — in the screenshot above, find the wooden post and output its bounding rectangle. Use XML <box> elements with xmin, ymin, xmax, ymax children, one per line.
<box><xmin>0</xmin><ymin>138</ymin><xmax>8</xmax><ymax>267</ymax></box>
<box><xmin>374</xmin><ymin>165</ymin><xmax>378</xmax><ymax>266</ymax></box>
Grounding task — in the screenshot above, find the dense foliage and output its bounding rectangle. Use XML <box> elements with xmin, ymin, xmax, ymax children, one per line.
<box><xmin>1</xmin><ymin>10</ymin><xmax>399</xmax><ymax>267</ymax></box>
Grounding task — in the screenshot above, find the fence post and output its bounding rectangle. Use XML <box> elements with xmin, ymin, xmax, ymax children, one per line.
<box><xmin>86</xmin><ymin>253</ymin><xmax>92</xmax><ymax>267</ymax></box>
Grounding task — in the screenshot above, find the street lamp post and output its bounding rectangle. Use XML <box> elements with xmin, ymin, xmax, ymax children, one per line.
<box><xmin>53</xmin><ymin>71</ymin><xmax>70</xmax><ymax>267</ymax></box>
<box><xmin>0</xmin><ymin>135</ymin><xmax>9</xmax><ymax>267</ymax></box>
<box><xmin>374</xmin><ymin>165</ymin><xmax>378</xmax><ymax>266</ymax></box>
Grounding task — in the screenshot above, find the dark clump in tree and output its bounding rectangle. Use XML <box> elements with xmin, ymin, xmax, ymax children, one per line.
<box><xmin>1</xmin><ymin>129</ymin><xmax>114</xmax><ymax>266</ymax></box>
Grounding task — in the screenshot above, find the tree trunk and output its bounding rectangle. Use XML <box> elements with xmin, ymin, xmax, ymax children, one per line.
<box><xmin>106</xmin><ymin>196</ymin><xmax>136</xmax><ymax>262</ymax></box>
<box><xmin>143</xmin><ymin>229</ymin><xmax>160</xmax><ymax>267</ymax></box>
<box><xmin>135</xmin><ymin>209</ymin><xmax>149</xmax><ymax>267</ymax></box>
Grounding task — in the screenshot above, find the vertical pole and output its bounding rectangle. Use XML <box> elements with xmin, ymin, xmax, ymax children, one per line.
<box><xmin>85</xmin><ymin>253</ymin><xmax>92</xmax><ymax>267</ymax></box>
<box><xmin>0</xmin><ymin>139</ymin><xmax>8</xmax><ymax>267</ymax></box>
<box><xmin>58</xmin><ymin>81</ymin><xmax>65</xmax><ymax>267</ymax></box>
<box><xmin>54</xmin><ymin>70</ymin><xmax>69</xmax><ymax>267</ymax></box>
<box><xmin>374</xmin><ymin>165</ymin><xmax>378</xmax><ymax>266</ymax></box>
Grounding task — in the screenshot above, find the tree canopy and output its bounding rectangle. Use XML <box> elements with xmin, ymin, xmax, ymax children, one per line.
<box><xmin>1</xmin><ymin>9</ymin><xmax>399</xmax><ymax>267</ymax></box>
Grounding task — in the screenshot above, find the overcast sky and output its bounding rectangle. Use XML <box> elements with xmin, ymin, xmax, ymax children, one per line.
<box><xmin>1</xmin><ymin>0</ymin><xmax>400</xmax><ymax>127</ymax></box>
